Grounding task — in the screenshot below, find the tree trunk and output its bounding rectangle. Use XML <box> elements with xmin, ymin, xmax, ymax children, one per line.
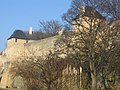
<box><xmin>91</xmin><ymin>72</ymin><xmax>97</xmax><ymax>90</ymax></box>
<box><xmin>90</xmin><ymin>60</ymin><xmax>97</xmax><ymax>90</ymax></box>
<box><xmin>47</xmin><ymin>83</ymin><xmax>51</xmax><ymax>90</ymax></box>
<box><xmin>89</xmin><ymin>45</ymin><xmax>97</xmax><ymax>90</ymax></box>
<box><xmin>76</xmin><ymin>67</ymin><xmax>80</xmax><ymax>90</ymax></box>
<box><xmin>101</xmin><ymin>76</ymin><xmax>109</xmax><ymax>90</ymax></box>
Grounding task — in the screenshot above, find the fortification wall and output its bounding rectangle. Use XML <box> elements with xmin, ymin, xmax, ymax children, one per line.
<box><xmin>0</xmin><ymin>55</ymin><xmax>3</xmax><ymax>67</ymax></box>
<box><xmin>25</xmin><ymin>35</ymin><xmax>58</xmax><ymax>56</ymax></box>
<box><xmin>0</xmin><ymin>35</ymin><xmax>59</xmax><ymax>88</ymax></box>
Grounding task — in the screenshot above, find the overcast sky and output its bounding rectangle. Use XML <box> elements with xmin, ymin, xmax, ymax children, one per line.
<box><xmin>0</xmin><ymin>0</ymin><xmax>71</xmax><ymax>51</ymax></box>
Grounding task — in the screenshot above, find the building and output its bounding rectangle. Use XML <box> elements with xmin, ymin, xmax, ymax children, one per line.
<box><xmin>72</xmin><ymin>6</ymin><xmax>106</xmax><ymax>32</ymax></box>
<box><xmin>0</xmin><ymin>27</ymin><xmax>59</xmax><ymax>88</ymax></box>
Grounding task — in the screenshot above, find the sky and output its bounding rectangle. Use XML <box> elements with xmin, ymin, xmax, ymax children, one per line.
<box><xmin>0</xmin><ymin>0</ymin><xmax>71</xmax><ymax>52</ymax></box>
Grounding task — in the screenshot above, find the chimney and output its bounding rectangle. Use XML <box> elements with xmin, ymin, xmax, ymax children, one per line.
<box><xmin>28</xmin><ymin>27</ymin><xmax>32</xmax><ymax>35</ymax></box>
<box><xmin>80</xmin><ymin>6</ymin><xmax>85</xmax><ymax>14</ymax></box>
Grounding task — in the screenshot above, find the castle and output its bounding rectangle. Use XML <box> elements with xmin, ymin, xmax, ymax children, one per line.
<box><xmin>0</xmin><ymin>6</ymin><xmax>119</xmax><ymax>89</ymax></box>
<box><xmin>0</xmin><ymin>26</ymin><xmax>59</xmax><ymax>88</ymax></box>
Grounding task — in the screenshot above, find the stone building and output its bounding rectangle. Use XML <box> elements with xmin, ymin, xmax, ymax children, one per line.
<box><xmin>72</xmin><ymin>6</ymin><xmax>106</xmax><ymax>32</ymax></box>
<box><xmin>0</xmin><ymin>27</ymin><xmax>59</xmax><ymax>88</ymax></box>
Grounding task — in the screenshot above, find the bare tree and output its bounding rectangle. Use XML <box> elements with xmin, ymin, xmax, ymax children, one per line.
<box><xmin>57</xmin><ymin>5</ymin><xmax>120</xmax><ymax>90</ymax></box>
<box><xmin>10</xmin><ymin>52</ymin><xmax>67</xmax><ymax>90</ymax></box>
<box><xmin>39</xmin><ymin>20</ymin><xmax>63</xmax><ymax>35</ymax></box>
<box><xmin>62</xmin><ymin>0</ymin><xmax>120</xmax><ymax>26</ymax></box>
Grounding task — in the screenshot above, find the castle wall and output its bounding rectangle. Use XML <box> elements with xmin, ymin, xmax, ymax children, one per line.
<box><xmin>0</xmin><ymin>55</ymin><xmax>3</xmax><ymax>67</ymax></box>
<box><xmin>5</xmin><ymin>38</ymin><xmax>34</xmax><ymax>61</ymax></box>
<box><xmin>7</xmin><ymin>38</ymin><xmax>32</xmax><ymax>48</ymax></box>
<box><xmin>0</xmin><ymin>38</ymin><xmax>34</xmax><ymax>88</ymax></box>
<box><xmin>0</xmin><ymin>35</ymin><xmax>59</xmax><ymax>88</ymax></box>
<box><xmin>25</xmin><ymin>36</ymin><xmax>58</xmax><ymax>56</ymax></box>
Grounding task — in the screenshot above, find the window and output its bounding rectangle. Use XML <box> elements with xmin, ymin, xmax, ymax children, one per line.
<box><xmin>15</xmin><ymin>39</ymin><xmax>17</xmax><ymax>42</ymax></box>
<box><xmin>26</xmin><ymin>40</ymin><xmax>28</xmax><ymax>43</ymax></box>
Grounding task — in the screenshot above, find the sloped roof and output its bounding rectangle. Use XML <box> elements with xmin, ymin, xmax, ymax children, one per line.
<box><xmin>24</xmin><ymin>31</ymin><xmax>44</xmax><ymax>40</ymax></box>
<box><xmin>84</xmin><ymin>6</ymin><xmax>105</xmax><ymax>20</ymax></box>
<box><xmin>8</xmin><ymin>30</ymin><xmax>57</xmax><ymax>40</ymax></box>
<box><xmin>8</xmin><ymin>30</ymin><xmax>29</xmax><ymax>40</ymax></box>
<box><xmin>73</xmin><ymin>6</ymin><xmax>106</xmax><ymax>20</ymax></box>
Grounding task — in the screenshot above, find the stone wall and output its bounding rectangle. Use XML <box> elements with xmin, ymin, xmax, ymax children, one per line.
<box><xmin>0</xmin><ymin>35</ymin><xmax>59</xmax><ymax>88</ymax></box>
<box><xmin>25</xmin><ymin>35</ymin><xmax>58</xmax><ymax>56</ymax></box>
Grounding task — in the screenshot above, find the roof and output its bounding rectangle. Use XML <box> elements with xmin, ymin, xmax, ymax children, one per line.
<box><xmin>84</xmin><ymin>6</ymin><xmax>105</xmax><ymax>20</ymax></box>
<box><xmin>8</xmin><ymin>30</ymin><xmax>57</xmax><ymax>40</ymax></box>
<box><xmin>24</xmin><ymin>31</ymin><xmax>56</xmax><ymax>40</ymax></box>
<box><xmin>24</xmin><ymin>31</ymin><xmax>40</xmax><ymax>40</ymax></box>
<box><xmin>73</xmin><ymin>6</ymin><xmax>106</xmax><ymax>20</ymax></box>
<box><xmin>8</xmin><ymin>30</ymin><xmax>29</xmax><ymax>40</ymax></box>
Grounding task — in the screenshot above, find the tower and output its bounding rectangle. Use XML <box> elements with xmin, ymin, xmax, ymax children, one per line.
<box><xmin>72</xmin><ymin>6</ymin><xmax>106</xmax><ymax>32</ymax></box>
